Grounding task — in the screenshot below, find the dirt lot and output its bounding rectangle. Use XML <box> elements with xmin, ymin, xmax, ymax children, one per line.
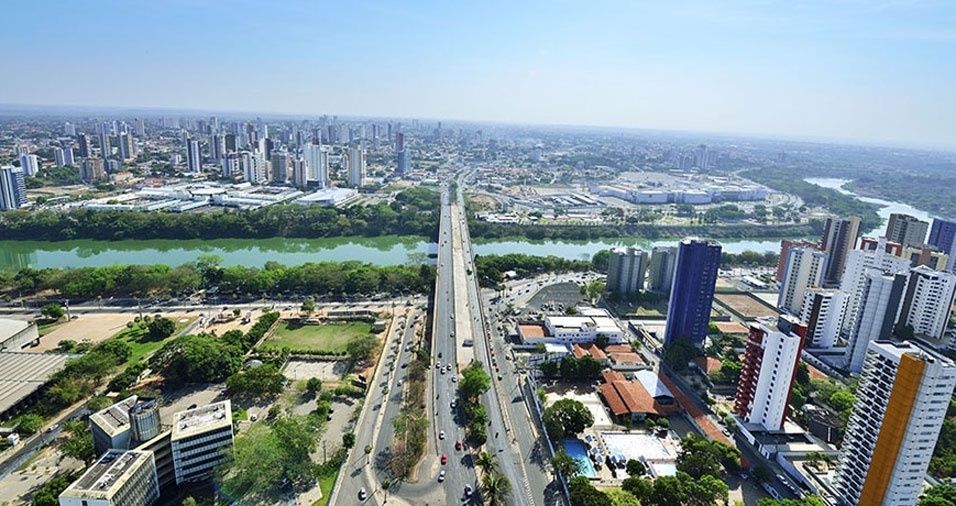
<box><xmin>713</xmin><ymin>292</ymin><xmax>778</xmax><ymax>320</ymax></box>
<box><xmin>29</xmin><ymin>312</ymin><xmax>184</xmax><ymax>352</ymax></box>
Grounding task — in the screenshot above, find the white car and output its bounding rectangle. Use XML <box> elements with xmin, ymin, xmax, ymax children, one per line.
<box><xmin>359</xmin><ymin>488</ymin><xmax>367</xmax><ymax>500</ymax></box>
<box><xmin>439</xmin><ymin>430</ymin><xmax>445</xmax><ymax>439</ymax></box>
<box><xmin>438</xmin><ymin>470</ymin><xmax>446</xmax><ymax>482</ymax></box>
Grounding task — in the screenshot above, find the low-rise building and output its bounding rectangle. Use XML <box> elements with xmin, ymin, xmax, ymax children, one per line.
<box><xmin>170</xmin><ymin>401</ymin><xmax>234</xmax><ymax>485</ymax></box>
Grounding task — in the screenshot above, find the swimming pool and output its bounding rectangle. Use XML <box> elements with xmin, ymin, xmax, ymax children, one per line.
<box><xmin>562</xmin><ymin>439</ymin><xmax>597</xmax><ymax>478</ymax></box>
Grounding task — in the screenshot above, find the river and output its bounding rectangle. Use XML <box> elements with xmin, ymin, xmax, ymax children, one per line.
<box><xmin>804</xmin><ymin>177</ymin><xmax>935</xmax><ymax>236</ymax></box>
<box><xmin>0</xmin><ymin>181</ymin><xmax>932</xmax><ymax>270</ymax></box>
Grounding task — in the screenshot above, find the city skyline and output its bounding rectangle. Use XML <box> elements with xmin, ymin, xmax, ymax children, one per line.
<box><xmin>2</xmin><ymin>0</ymin><xmax>955</xmax><ymax>149</ymax></box>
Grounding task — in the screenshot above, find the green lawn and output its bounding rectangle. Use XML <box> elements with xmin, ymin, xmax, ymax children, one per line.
<box><xmin>311</xmin><ymin>467</ymin><xmax>341</xmax><ymax>506</ymax></box>
<box><xmin>112</xmin><ymin>318</ymin><xmax>194</xmax><ymax>365</ymax></box>
<box><xmin>266</xmin><ymin>321</ymin><xmax>374</xmax><ymax>353</ymax></box>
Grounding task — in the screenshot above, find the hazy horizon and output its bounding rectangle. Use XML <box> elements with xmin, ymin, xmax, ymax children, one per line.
<box><xmin>3</xmin><ymin>0</ymin><xmax>954</xmax><ymax>149</ymax></box>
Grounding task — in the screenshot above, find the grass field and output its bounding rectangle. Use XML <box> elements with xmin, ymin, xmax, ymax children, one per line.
<box><xmin>267</xmin><ymin>320</ymin><xmax>374</xmax><ymax>353</ymax></box>
<box><xmin>111</xmin><ymin>318</ymin><xmax>193</xmax><ymax>364</ymax></box>
<box><xmin>311</xmin><ymin>469</ymin><xmax>340</xmax><ymax>506</ymax></box>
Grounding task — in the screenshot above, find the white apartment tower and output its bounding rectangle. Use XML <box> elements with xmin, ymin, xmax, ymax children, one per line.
<box><xmin>840</xmin><ymin>239</ymin><xmax>912</xmax><ymax>335</ymax></box>
<box><xmin>302</xmin><ymin>143</ymin><xmax>329</xmax><ymax>188</ymax></box>
<box><xmin>18</xmin><ymin>153</ymin><xmax>39</xmax><ymax>176</ymax></box>
<box><xmin>777</xmin><ymin>246</ymin><xmax>828</xmax><ymax>315</ymax></box>
<box><xmin>800</xmin><ymin>288</ymin><xmax>847</xmax><ymax>349</ymax></box>
<box><xmin>291</xmin><ymin>157</ymin><xmax>308</xmax><ymax>187</ymax></box>
<box><xmin>607</xmin><ymin>246</ymin><xmax>648</xmax><ymax>295</ymax></box>
<box><xmin>221</xmin><ymin>153</ymin><xmax>239</xmax><ymax>179</ymax></box>
<box><xmin>348</xmin><ymin>145</ymin><xmax>366</xmax><ymax>186</ymax></box>
<box><xmin>733</xmin><ymin>319</ymin><xmax>805</xmax><ymax>431</ymax></box>
<box><xmin>835</xmin><ymin>340</ymin><xmax>956</xmax><ymax>506</ymax></box>
<box><xmin>186</xmin><ymin>138</ymin><xmax>202</xmax><ymax>173</ymax></box>
<box><xmin>54</xmin><ymin>147</ymin><xmax>74</xmax><ymax>167</ymax></box>
<box><xmin>898</xmin><ymin>265</ymin><xmax>956</xmax><ymax>342</ymax></box>
<box><xmin>845</xmin><ymin>270</ymin><xmax>908</xmax><ymax>374</ymax></box>
<box><xmin>240</xmin><ymin>151</ymin><xmax>266</xmax><ymax>184</ymax></box>
<box><xmin>647</xmin><ymin>246</ymin><xmax>677</xmax><ymax>294</ymax></box>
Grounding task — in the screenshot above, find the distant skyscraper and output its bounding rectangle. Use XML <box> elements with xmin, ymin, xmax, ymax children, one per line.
<box><xmin>79</xmin><ymin>158</ymin><xmax>106</xmax><ymax>182</ymax></box>
<box><xmin>210</xmin><ymin>134</ymin><xmax>225</xmax><ymax>161</ymax></box>
<box><xmin>0</xmin><ymin>166</ymin><xmax>28</xmax><ymax>210</ymax></box>
<box><xmin>302</xmin><ymin>143</ymin><xmax>329</xmax><ymax>188</ymax></box>
<box><xmin>886</xmin><ymin>213</ymin><xmax>928</xmax><ymax>248</ymax></box>
<box><xmin>186</xmin><ymin>138</ymin><xmax>201</xmax><ymax>174</ymax></box>
<box><xmin>271</xmin><ymin>151</ymin><xmax>289</xmax><ymax>184</ymax></box>
<box><xmin>734</xmin><ymin>318</ymin><xmax>805</xmax><ymax>431</ymax></box>
<box><xmin>663</xmin><ymin>238</ymin><xmax>721</xmax><ymax>347</ymax></box>
<box><xmin>18</xmin><ymin>153</ymin><xmax>39</xmax><ymax>176</ymax></box>
<box><xmin>99</xmin><ymin>131</ymin><xmax>112</xmax><ymax>158</ymax></box>
<box><xmin>396</xmin><ymin>149</ymin><xmax>410</xmax><ymax>174</ymax></box>
<box><xmin>77</xmin><ymin>133</ymin><xmax>92</xmax><ymax>158</ymax></box>
<box><xmin>224</xmin><ymin>133</ymin><xmax>237</xmax><ymax>153</ymax></box>
<box><xmin>897</xmin><ymin>265</ymin><xmax>956</xmax><ymax>342</ymax></box>
<box><xmin>135</xmin><ymin>118</ymin><xmax>146</xmax><ymax>137</ymax></box>
<box><xmin>800</xmin><ymin>288</ymin><xmax>847</xmax><ymax>349</ymax></box>
<box><xmin>240</xmin><ymin>151</ymin><xmax>266</xmax><ymax>184</ymax></box>
<box><xmin>291</xmin><ymin>157</ymin><xmax>308</xmax><ymax>187</ymax></box>
<box><xmin>54</xmin><ymin>147</ymin><xmax>74</xmax><ymax>167</ymax></box>
<box><xmin>929</xmin><ymin>219</ymin><xmax>956</xmax><ymax>272</ymax></box>
<box><xmin>348</xmin><ymin>145</ymin><xmax>366</xmax><ymax>186</ymax></box>
<box><xmin>777</xmin><ymin>246</ymin><xmax>828</xmax><ymax>315</ymax></box>
<box><xmin>647</xmin><ymin>246</ymin><xmax>677</xmax><ymax>294</ymax></box>
<box><xmin>840</xmin><ymin>239</ymin><xmax>912</xmax><ymax>337</ymax></box>
<box><xmin>835</xmin><ymin>340</ymin><xmax>956</xmax><ymax>506</ymax></box>
<box><xmin>606</xmin><ymin>247</ymin><xmax>648</xmax><ymax>295</ymax></box>
<box><xmin>63</xmin><ymin>122</ymin><xmax>76</xmax><ymax>136</ymax></box>
<box><xmin>118</xmin><ymin>133</ymin><xmax>135</xmax><ymax>160</ymax></box>
<box><xmin>820</xmin><ymin>216</ymin><xmax>862</xmax><ymax>285</ymax></box>
<box><xmin>845</xmin><ymin>270</ymin><xmax>907</xmax><ymax>373</ymax></box>
<box><xmin>221</xmin><ymin>153</ymin><xmax>238</xmax><ymax>179</ymax></box>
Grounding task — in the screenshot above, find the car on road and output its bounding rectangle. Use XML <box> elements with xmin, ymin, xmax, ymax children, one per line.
<box><xmin>452</xmin><ymin>376</ymin><xmax>458</xmax><ymax>383</ymax></box>
<box><xmin>455</xmin><ymin>439</ymin><xmax>462</xmax><ymax>450</ymax></box>
<box><xmin>359</xmin><ymin>488</ymin><xmax>367</xmax><ymax>500</ymax></box>
<box><xmin>439</xmin><ymin>470</ymin><xmax>446</xmax><ymax>482</ymax></box>
<box><xmin>439</xmin><ymin>430</ymin><xmax>445</xmax><ymax>439</ymax></box>
<box><xmin>441</xmin><ymin>453</ymin><xmax>448</xmax><ymax>464</ymax></box>
<box><xmin>464</xmin><ymin>485</ymin><xmax>473</xmax><ymax>497</ymax></box>
<box><xmin>450</xmin><ymin>400</ymin><xmax>457</xmax><ymax>409</ymax></box>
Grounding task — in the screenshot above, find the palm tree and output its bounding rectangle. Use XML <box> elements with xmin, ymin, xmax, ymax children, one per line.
<box><xmin>481</xmin><ymin>471</ymin><xmax>512</xmax><ymax>506</ymax></box>
<box><xmin>476</xmin><ymin>451</ymin><xmax>498</xmax><ymax>475</ymax></box>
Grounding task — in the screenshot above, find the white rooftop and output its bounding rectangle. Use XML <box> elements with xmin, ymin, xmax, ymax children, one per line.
<box><xmin>171</xmin><ymin>400</ymin><xmax>232</xmax><ymax>440</ymax></box>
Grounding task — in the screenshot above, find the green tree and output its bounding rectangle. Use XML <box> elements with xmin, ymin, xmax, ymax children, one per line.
<box><xmin>147</xmin><ymin>316</ymin><xmax>176</xmax><ymax>341</ymax></box>
<box><xmin>552</xmin><ymin>449</ymin><xmax>579</xmax><ymax>478</ymax></box>
<box><xmin>301</xmin><ymin>297</ymin><xmax>316</xmax><ymax>315</ymax></box>
<box><xmin>459</xmin><ymin>361</ymin><xmax>491</xmax><ymax>400</ymax></box>
<box><xmin>60</xmin><ymin>419</ymin><xmax>95</xmax><ymax>463</ymax></box>
<box><xmin>41</xmin><ymin>303</ymin><xmax>65</xmax><ymax>320</ymax></box>
<box><xmin>31</xmin><ymin>471</ymin><xmax>80</xmax><ymax>506</ymax></box>
<box><xmin>477</xmin><ymin>451</ymin><xmax>499</xmax><ymax>475</ymax></box>
<box><xmin>306</xmin><ymin>377</ymin><xmax>323</xmax><ymax>394</ymax></box>
<box><xmin>342</xmin><ymin>432</ymin><xmax>356</xmax><ymax>449</ymax></box>
<box><xmin>568</xmin><ymin>475</ymin><xmax>611</xmax><ymax>506</ymax></box>
<box><xmin>625</xmin><ymin>459</ymin><xmax>647</xmax><ymax>477</ymax></box>
<box><xmin>481</xmin><ymin>471</ymin><xmax>512</xmax><ymax>506</ymax></box>
<box><xmin>543</xmin><ymin>399</ymin><xmax>594</xmax><ymax>440</ymax></box>
<box><xmin>17</xmin><ymin>413</ymin><xmax>44</xmax><ymax>434</ymax></box>
<box><xmin>346</xmin><ymin>334</ymin><xmax>378</xmax><ymax>361</ymax></box>
<box><xmin>226</xmin><ymin>363</ymin><xmax>286</xmax><ymax>397</ymax></box>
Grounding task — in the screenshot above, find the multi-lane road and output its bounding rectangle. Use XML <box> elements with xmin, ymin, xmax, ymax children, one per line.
<box><xmin>334</xmin><ymin>176</ymin><xmax>562</xmax><ymax>506</ymax></box>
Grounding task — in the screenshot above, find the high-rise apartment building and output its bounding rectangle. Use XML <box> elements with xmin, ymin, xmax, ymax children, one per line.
<box><xmin>777</xmin><ymin>246</ymin><xmax>828</xmax><ymax>315</ymax></box>
<box><xmin>118</xmin><ymin>133</ymin><xmax>135</xmax><ymax>160</ymax></box>
<box><xmin>860</xmin><ymin>236</ymin><xmax>903</xmax><ymax>256</ymax></box>
<box><xmin>221</xmin><ymin>153</ymin><xmax>238</xmax><ymax>179</ymax></box>
<box><xmin>271</xmin><ymin>151</ymin><xmax>289</xmax><ymax>184</ymax></box>
<box><xmin>0</xmin><ymin>166</ymin><xmax>28</xmax><ymax>210</ymax></box>
<box><xmin>77</xmin><ymin>133</ymin><xmax>92</xmax><ymax>158</ymax></box>
<box><xmin>800</xmin><ymin>288</ymin><xmax>847</xmax><ymax>349</ymax></box>
<box><xmin>79</xmin><ymin>158</ymin><xmax>106</xmax><ymax>182</ymax></box>
<box><xmin>291</xmin><ymin>158</ymin><xmax>308</xmax><ymax>187</ymax></box>
<box><xmin>63</xmin><ymin>122</ymin><xmax>76</xmax><ymax>136</ymax></box>
<box><xmin>647</xmin><ymin>246</ymin><xmax>678</xmax><ymax>294</ymax></box>
<box><xmin>607</xmin><ymin>247</ymin><xmax>648</xmax><ymax>295</ymax></box>
<box><xmin>348</xmin><ymin>145</ymin><xmax>366</xmax><ymax>186</ymax></box>
<box><xmin>820</xmin><ymin>216</ymin><xmax>862</xmax><ymax>285</ymax></box>
<box><xmin>240</xmin><ymin>151</ymin><xmax>266</xmax><ymax>184</ymax></box>
<box><xmin>840</xmin><ymin>238</ymin><xmax>912</xmax><ymax>336</ymax></box>
<box><xmin>170</xmin><ymin>401</ymin><xmax>233</xmax><ymax>485</ymax></box>
<box><xmin>186</xmin><ymin>139</ymin><xmax>201</xmax><ymax>174</ymax></box>
<box><xmin>835</xmin><ymin>340</ymin><xmax>956</xmax><ymax>506</ymax></box>
<box><xmin>135</xmin><ymin>118</ymin><xmax>146</xmax><ymax>137</ymax></box>
<box><xmin>663</xmin><ymin>238</ymin><xmax>721</xmax><ymax>347</ymax></box>
<box><xmin>901</xmin><ymin>245</ymin><xmax>948</xmax><ymax>271</ymax></box>
<box><xmin>58</xmin><ymin>450</ymin><xmax>160</xmax><ymax>506</ymax></box>
<box><xmin>18</xmin><ymin>153</ymin><xmax>39</xmax><ymax>176</ymax></box>
<box><xmin>775</xmin><ymin>239</ymin><xmax>819</xmax><ymax>281</ymax></box>
<box><xmin>99</xmin><ymin>132</ymin><xmax>112</xmax><ymax>158</ymax></box>
<box><xmin>897</xmin><ymin>265</ymin><xmax>956</xmax><ymax>342</ymax></box>
<box><xmin>734</xmin><ymin>318</ymin><xmax>805</xmax><ymax>431</ymax></box>
<box><xmin>929</xmin><ymin>219</ymin><xmax>956</xmax><ymax>273</ymax></box>
<box><xmin>54</xmin><ymin>147</ymin><xmax>74</xmax><ymax>167</ymax></box>
<box><xmin>845</xmin><ymin>270</ymin><xmax>907</xmax><ymax>373</ymax></box>
<box><xmin>886</xmin><ymin>213</ymin><xmax>929</xmax><ymax>248</ymax></box>
<box><xmin>210</xmin><ymin>134</ymin><xmax>225</xmax><ymax>162</ymax></box>
<box><xmin>302</xmin><ymin>143</ymin><xmax>329</xmax><ymax>188</ymax></box>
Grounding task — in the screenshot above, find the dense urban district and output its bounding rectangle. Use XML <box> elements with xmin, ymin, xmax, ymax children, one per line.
<box><xmin>1</xmin><ymin>112</ymin><xmax>956</xmax><ymax>506</ymax></box>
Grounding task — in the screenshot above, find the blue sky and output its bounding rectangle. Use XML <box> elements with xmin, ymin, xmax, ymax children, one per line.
<box><xmin>3</xmin><ymin>0</ymin><xmax>954</xmax><ymax>147</ymax></box>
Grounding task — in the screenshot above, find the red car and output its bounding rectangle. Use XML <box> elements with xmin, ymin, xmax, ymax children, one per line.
<box><xmin>455</xmin><ymin>439</ymin><xmax>463</xmax><ymax>451</ymax></box>
<box><xmin>441</xmin><ymin>453</ymin><xmax>448</xmax><ymax>465</ymax></box>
